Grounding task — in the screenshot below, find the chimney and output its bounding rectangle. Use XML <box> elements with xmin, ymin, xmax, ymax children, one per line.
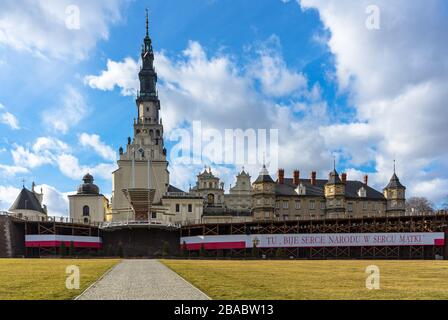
<box><xmin>293</xmin><ymin>170</ymin><xmax>300</xmax><ymax>185</ymax></box>
<box><xmin>311</xmin><ymin>171</ymin><xmax>317</xmax><ymax>186</ymax></box>
<box><xmin>364</xmin><ymin>174</ymin><xmax>368</xmax><ymax>185</ymax></box>
<box><xmin>341</xmin><ymin>173</ymin><xmax>347</xmax><ymax>183</ymax></box>
<box><xmin>278</xmin><ymin>169</ymin><xmax>285</xmax><ymax>184</ymax></box>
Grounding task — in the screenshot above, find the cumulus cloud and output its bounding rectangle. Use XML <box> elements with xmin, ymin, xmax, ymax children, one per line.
<box><xmin>36</xmin><ymin>184</ymin><xmax>71</xmax><ymax>217</ymax></box>
<box><xmin>56</xmin><ymin>153</ymin><xmax>116</xmax><ymax>181</ymax></box>
<box><xmin>79</xmin><ymin>133</ymin><xmax>117</xmax><ymax>161</ymax></box>
<box><xmin>296</xmin><ymin>0</ymin><xmax>448</xmax><ymax>203</ymax></box>
<box><xmin>42</xmin><ymin>86</ymin><xmax>88</xmax><ymax>134</ymax></box>
<box><xmin>0</xmin><ymin>185</ymin><xmax>20</xmax><ymax>211</ymax></box>
<box><xmin>11</xmin><ymin>137</ymin><xmax>68</xmax><ymax>169</ymax></box>
<box><xmin>84</xmin><ymin>58</ymin><xmax>139</xmax><ymax>96</ymax></box>
<box><xmin>248</xmin><ymin>35</ymin><xmax>308</xmax><ymax>97</ymax></box>
<box><xmin>0</xmin><ymin>103</ymin><xmax>20</xmax><ymax>130</ymax></box>
<box><xmin>10</xmin><ymin>136</ymin><xmax>116</xmax><ymax>181</ymax></box>
<box><xmin>1</xmin><ymin>112</ymin><xmax>20</xmax><ymax>130</ymax></box>
<box><xmin>0</xmin><ymin>164</ymin><xmax>28</xmax><ymax>177</ymax></box>
<box><xmin>0</xmin><ymin>183</ymin><xmax>71</xmax><ymax>217</ymax></box>
<box><xmin>0</xmin><ymin>0</ymin><xmax>125</xmax><ymax>60</ymax></box>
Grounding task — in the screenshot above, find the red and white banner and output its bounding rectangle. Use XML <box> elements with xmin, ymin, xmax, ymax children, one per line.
<box><xmin>181</xmin><ymin>232</ymin><xmax>445</xmax><ymax>250</ymax></box>
<box><xmin>25</xmin><ymin>235</ymin><xmax>102</xmax><ymax>249</ymax></box>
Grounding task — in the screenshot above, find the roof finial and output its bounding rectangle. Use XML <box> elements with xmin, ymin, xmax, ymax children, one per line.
<box><xmin>263</xmin><ymin>152</ymin><xmax>266</xmax><ymax>168</ymax></box>
<box><xmin>145</xmin><ymin>8</ymin><xmax>149</xmax><ymax>37</ymax></box>
<box><xmin>393</xmin><ymin>159</ymin><xmax>396</xmax><ymax>174</ymax></box>
<box><xmin>333</xmin><ymin>154</ymin><xmax>336</xmax><ymax>171</ymax></box>
<box><xmin>21</xmin><ymin>178</ymin><xmax>25</xmax><ymax>188</ymax></box>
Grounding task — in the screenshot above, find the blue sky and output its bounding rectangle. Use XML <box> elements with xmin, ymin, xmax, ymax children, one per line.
<box><xmin>0</xmin><ymin>0</ymin><xmax>447</xmax><ymax>214</ymax></box>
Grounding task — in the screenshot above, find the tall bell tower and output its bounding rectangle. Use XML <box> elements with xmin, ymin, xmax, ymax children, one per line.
<box><xmin>111</xmin><ymin>11</ymin><xmax>169</xmax><ymax>221</ymax></box>
<box><xmin>132</xmin><ymin>9</ymin><xmax>166</xmax><ymax>160</ymax></box>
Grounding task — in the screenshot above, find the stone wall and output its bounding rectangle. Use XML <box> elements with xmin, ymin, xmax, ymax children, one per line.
<box><xmin>0</xmin><ymin>216</ymin><xmax>25</xmax><ymax>258</ymax></box>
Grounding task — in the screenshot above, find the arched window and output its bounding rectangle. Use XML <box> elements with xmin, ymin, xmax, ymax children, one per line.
<box><xmin>207</xmin><ymin>194</ymin><xmax>215</xmax><ymax>206</ymax></box>
<box><xmin>156</xmin><ymin>129</ymin><xmax>160</xmax><ymax>137</ymax></box>
<box><xmin>84</xmin><ymin>217</ymin><xmax>89</xmax><ymax>224</ymax></box>
<box><xmin>83</xmin><ymin>205</ymin><xmax>90</xmax><ymax>217</ymax></box>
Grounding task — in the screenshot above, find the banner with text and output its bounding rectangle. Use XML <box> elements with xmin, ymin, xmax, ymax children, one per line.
<box><xmin>181</xmin><ymin>232</ymin><xmax>445</xmax><ymax>250</ymax></box>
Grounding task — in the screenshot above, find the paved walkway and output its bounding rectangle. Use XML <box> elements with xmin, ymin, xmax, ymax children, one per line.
<box><xmin>76</xmin><ymin>259</ymin><xmax>210</xmax><ymax>300</ymax></box>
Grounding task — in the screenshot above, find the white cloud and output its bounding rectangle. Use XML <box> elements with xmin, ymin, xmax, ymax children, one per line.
<box><xmin>297</xmin><ymin>0</ymin><xmax>448</xmax><ymax>203</ymax></box>
<box><xmin>0</xmin><ymin>0</ymin><xmax>125</xmax><ymax>60</ymax></box>
<box><xmin>12</xmin><ymin>145</ymin><xmax>53</xmax><ymax>169</ymax></box>
<box><xmin>33</xmin><ymin>137</ymin><xmax>70</xmax><ymax>153</ymax></box>
<box><xmin>248</xmin><ymin>35</ymin><xmax>308</xmax><ymax>97</ymax></box>
<box><xmin>10</xmin><ymin>136</ymin><xmax>116</xmax><ymax>181</ymax></box>
<box><xmin>0</xmin><ymin>103</ymin><xmax>20</xmax><ymax>130</ymax></box>
<box><xmin>0</xmin><ymin>164</ymin><xmax>28</xmax><ymax>177</ymax></box>
<box><xmin>79</xmin><ymin>133</ymin><xmax>116</xmax><ymax>161</ymax></box>
<box><xmin>0</xmin><ymin>183</ymin><xmax>72</xmax><ymax>217</ymax></box>
<box><xmin>56</xmin><ymin>153</ymin><xmax>116</xmax><ymax>181</ymax></box>
<box><xmin>11</xmin><ymin>137</ymin><xmax>68</xmax><ymax>169</ymax></box>
<box><xmin>0</xmin><ymin>185</ymin><xmax>20</xmax><ymax>211</ymax></box>
<box><xmin>42</xmin><ymin>86</ymin><xmax>88</xmax><ymax>134</ymax></box>
<box><xmin>1</xmin><ymin>111</ymin><xmax>19</xmax><ymax>130</ymax></box>
<box><xmin>84</xmin><ymin>58</ymin><xmax>139</xmax><ymax>96</ymax></box>
<box><xmin>37</xmin><ymin>184</ymin><xmax>71</xmax><ymax>217</ymax></box>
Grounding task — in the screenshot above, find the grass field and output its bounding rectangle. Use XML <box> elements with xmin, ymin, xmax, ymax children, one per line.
<box><xmin>0</xmin><ymin>259</ymin><xmax>120</xmax><ymax>300</ymax></box>
<box><xmin>161</xmin><ymin>260</ymin><xmax>448</xmax><ymax>300</ymax></box>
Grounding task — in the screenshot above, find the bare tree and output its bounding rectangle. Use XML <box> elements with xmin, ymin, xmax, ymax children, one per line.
<box><xmin>406</xmin><ymin>197</ymin><xmax>434</xmax><ymax>214</ymax></box>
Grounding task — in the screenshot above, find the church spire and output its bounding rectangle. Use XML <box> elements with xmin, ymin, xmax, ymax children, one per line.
<box><xmin>137</xmin><ymin>9</ymin><xmax>158</xmax><ymax>103</ymax></box>
<box><xmin>146</xmin><ymin>8</ymin><xmax>149</xmax><ymax>37</ymax></box>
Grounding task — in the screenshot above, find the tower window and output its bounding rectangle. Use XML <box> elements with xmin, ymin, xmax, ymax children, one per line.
<box><xmin>175</xmin><ymin>204</ymin><xmax>180</xmax><ymax>212</ymax></box>
<box><xmin>83</xmin><ymin>205</ymin><xmax>90</xmax><ymax>217</ymax></box>
<box><xmin>188</xmin><ymin>204</ymin><xmax>193</xmax><ymax>213</ymax></box>
<box><xmin>146</xmin><ymin>107</ymin><xmax>149</xmax><ymax>112</ymax></box>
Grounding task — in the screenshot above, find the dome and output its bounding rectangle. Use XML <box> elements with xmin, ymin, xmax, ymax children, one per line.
<box><xmin>77</xmin><ymin>173</ymin><xmax>100</xmax><ymax>195</ymax></box>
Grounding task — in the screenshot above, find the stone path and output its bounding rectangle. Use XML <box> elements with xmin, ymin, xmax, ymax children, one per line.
<box><xmin>76</xmin><ymin>259</ymin><xmax>210</xmax><ymax>300</ymax></box>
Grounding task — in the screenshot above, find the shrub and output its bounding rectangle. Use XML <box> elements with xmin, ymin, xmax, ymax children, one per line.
<box><xmin>68</xmin><ymin>241</ymin><xmax>75</xmax><ymax>257</ymax></box>
<box><xmin>199</xmin><ymin>243</ymin><xmax>206</xmax><ymax>257</ymax></box>
<box><xmin>59</xmin><ymin>242</ymin><xmax>67</xmax><ymax>256</ymax></box>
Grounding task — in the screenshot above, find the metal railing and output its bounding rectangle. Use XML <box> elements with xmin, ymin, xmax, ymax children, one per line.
<box><xmin>99</xmin><ymin>220</ymin><xmax>181</xmax><ymax>229</ymax></box>
<box><xmin>165</xmin><ymin>192</ymin><xmax>201</xmax><ymax>198</ymax></box>
<box><xmin>2</xmin><ymin>210</ymin><xmax>446</xmax><ymax>228</ymax></box>
<box><xmin>2</xmin><ymin>213</ymin><xmax>103</xmax><ymax>226</ymax></box>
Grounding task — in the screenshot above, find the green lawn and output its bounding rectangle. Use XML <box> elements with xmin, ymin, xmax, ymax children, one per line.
<box><xmin>0</xmin><ymin>259</ymin><xmax>120</xmax><ymax>300</ymax></box>
<box><xmin>161</xmin><ymin>259</ymin><xmax>448</xmax><ymax>300</ymax></box>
